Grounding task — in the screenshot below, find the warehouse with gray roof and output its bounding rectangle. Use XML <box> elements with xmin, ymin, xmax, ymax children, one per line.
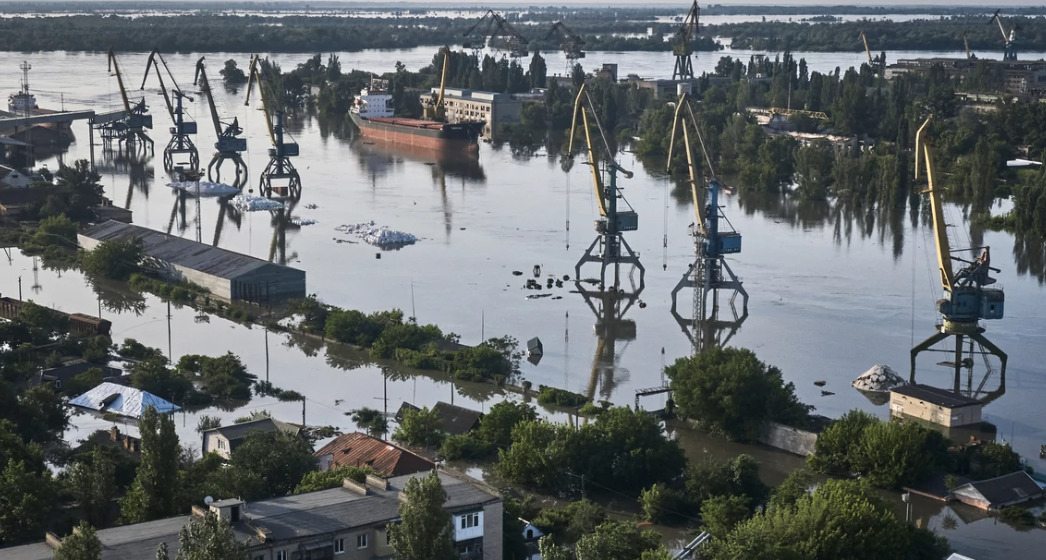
<box><xmin>78</xmin><ymin>220</ymin><xmax>305</xmax><ymax>303</ymax></box>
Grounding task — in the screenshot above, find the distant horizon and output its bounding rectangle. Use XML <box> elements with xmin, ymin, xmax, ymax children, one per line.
<box><xmin>15</xmin><ymin>1</ymin><xmax>1046</xmax><ymax>7</ymax></box>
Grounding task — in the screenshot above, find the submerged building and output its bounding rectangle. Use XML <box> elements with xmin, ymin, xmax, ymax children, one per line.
<box><xmin>78</xmin><ymin>220</ymin><xmax>305</xmax><ymax>303</ymax></box>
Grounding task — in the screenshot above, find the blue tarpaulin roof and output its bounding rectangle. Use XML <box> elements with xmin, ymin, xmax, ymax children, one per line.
<box><xmin>69</xmin><ymin>382</ymin><xmax>180</xmax><ymax>418</ymax></box>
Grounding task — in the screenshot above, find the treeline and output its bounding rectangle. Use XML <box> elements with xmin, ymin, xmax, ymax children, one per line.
<box><xmin>718</xmin><ymin>17</ymin><xmax>1046</xmax><ymax>52</ymax></box>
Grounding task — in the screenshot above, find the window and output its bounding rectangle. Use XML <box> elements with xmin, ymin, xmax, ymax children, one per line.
<box><xmin>334</xmin><ymin>538</ymin><xmax>344</xmax><ymax>554</ymax></box>
<box><xmin>357</xmin><ymin>533</ymin><xmax>368</xmax><ymax>549</ymax></box>
<box><xmin>276</xmin><ymin>552</ymin><xmax>287</xmax><ymax>560</ymax></box>
<box><xmin>217</xmin><ymin>439</ymin><xmax>226</xmax><ymax>450</ymax></box>
<box><xmin>460</xmin><ymin>512</ymin><xmax>480</xmax><ymax>529</ymax></box>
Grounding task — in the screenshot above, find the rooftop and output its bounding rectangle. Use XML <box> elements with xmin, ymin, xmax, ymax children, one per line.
<box><xmin>202</xmin><ymin>417</ymin><xmax>300</xmax><ymax>442</ymax></box>
<box><xmin>69</xmin><ymin>381</ymin><xmax>180</xmax><ymax>418</ymax></box>
<box><xmin>79</xmin><ymin>220</ymin><xmax>303</xmax><ymax>281</ymax></box>
<box><xmin>314</xmin><ymin>432</ymin><xmax>434</xmax><ymax>477</ymax></box>
<box><xmin>891</xmin><ymin>384</ymin><xmax>982</xmax><ymax>409</ymax></box>
<box><xmin>951</xmin><ymin>471</ymin><xmax>1043</xmax><ymax>508</ymax></box>
<box><xmin>0</xmin><ymin>470</ymin><xmax>499</xmax><ymax>560</ymax></box>
<box><xmin>432</xmin><ymin>401</ymin><xmax>484</xmax><ymax>435</ymax></box>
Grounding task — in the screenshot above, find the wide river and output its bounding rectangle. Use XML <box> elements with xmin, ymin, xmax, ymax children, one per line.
<box><xmin>3</xmin><ymin>46</ymin><xmax>1045</xmax><ymax>556</ymax></box>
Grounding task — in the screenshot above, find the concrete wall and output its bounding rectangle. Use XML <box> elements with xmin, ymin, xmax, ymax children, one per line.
<box><xmin>757</xmin><ymin>421</ymin><xmax>819</xmax><ymax>457</ymax></box>
<box><xmin>202</xmin><ymin>433</ymin><xmax>232</xmax><ymax>460</ymax></box>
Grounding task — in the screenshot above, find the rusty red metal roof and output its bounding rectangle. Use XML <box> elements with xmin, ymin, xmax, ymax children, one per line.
<box><xmin>314</xmin><ymin>432</ymin><xmax>434</xmax><ymax>477</ymax></box>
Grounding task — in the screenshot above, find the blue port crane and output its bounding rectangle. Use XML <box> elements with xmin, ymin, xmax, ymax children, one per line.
<box><xmin>911</xmin><ymin>117</ymin><xmax>1006</xmax><ymax>400</ymax></box>
<box><xmin>245</xmin><ymin>55</ymin><xmax>301</xmax><ymax>200</ymax></box>
<box><xmin>194</xmin><ymin>57</ymin><xmax>248</xmax><ymax>189</ymax></box>
<box><xmin>666</xmin><ymin>92</ymin><xmax>748</xmax><ymax>351</ymax></box>
<box><xmin>141</xmin><ymin>49</ymin><xmax>199</xmax><ymax>172</ymax></box>
<box><xmin>989</xmin><ymin>10</ymin><xmax>1019</xmax><ymax>61</ymax></box>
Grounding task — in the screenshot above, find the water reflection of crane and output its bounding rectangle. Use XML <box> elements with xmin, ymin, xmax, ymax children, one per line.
<box><xmin>577</xmin><ymin>280</ymin><xmax>640</xmax><ymax>402</ymax></box>
<box><xmin>911</xmin><ymin>117</ymin><xmax>1006</xmax><ymax>404</ymax></box>
<box><xmin>141</xmin><ymin>49</ymin><xmax>199</xmax><ymax>172</ymax></box>
<box><xmin>268</xmin><ymin>200</ymin><xmax>300</xmax><ymax>266</ymax></box>
<box><xmin>568</xmin><ymin>82</ymin><xmax>644</xmax><ymax>290</ymax></box>
<box><xmin>245</xmin><ymin>55</ymin><xmax>301</xmax><ymax>200</ymax></box>
<box><xmin>165</xmin><ymin>188</ymin><xmax>243</xmax><ymax>248</ymax></box>
<box><xmin>667</xmin><ymin>93</ymin><xmax>748</xmax><ymax>352</ymax></box>
<box><xmin>94</xmin><ymin>148</ymin><xmax>152</xmax><ymax>209</ymax></box>
<box><xmin>195</xmin><ymin>57</ymin><xmax>248</xmax><ymax>188</ymax></box>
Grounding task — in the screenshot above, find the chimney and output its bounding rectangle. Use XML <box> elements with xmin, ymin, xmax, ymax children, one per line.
<box><xmin>342</xmin><ymin>478</ymin><xmax>368</xmax><ymax>496</ymax></box>
<box><xmin>365</xmin><ymin>474</ymin><xmax>389</xmax><ymax>491</ymax></box>
<box><xmin>110</xmin><ymin>426</ymin><xmax>120</xmax><ymax>442</ymax></box>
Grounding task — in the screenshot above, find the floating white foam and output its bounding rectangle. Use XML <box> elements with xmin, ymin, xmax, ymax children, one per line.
<box><xmin>335</xmin><ymin>222</ymin><xmax>417</xmax><ymax>247</ymax></box>
<box><xmin>231</xmin><ymin>194</ymin><xmax>284</xmax><ymax>211</ymax></box>
<box><xmin>167</xmin><ymin>180</ymin><xmax>240</xmax><ymax>196</ymax></box>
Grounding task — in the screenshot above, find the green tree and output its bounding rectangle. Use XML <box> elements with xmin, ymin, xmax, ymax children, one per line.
<box><xmin>707</xmin><ymin>479</ymin><xmax>949</xmax><ymax>560</ymax></box>
<box><xmin>171</xmin><ymin>512</ymin><xmax>248</xmax><ymax>560</ymax></box>
<box><xmin>393</xmin><ymin>406</ymin><xmax>445</xmax><ymax>448</ymax></box>
<box><xmin>574</xmin><ymin>520</ymin><xmax>662</xmax><ymax>560</ymax></box>
<box><xmin>0</xmin><ymin>459</ymin><xmax>58</xmax><ymax>545</ymax></box>
<box><xmin>31</xmin><ymin>214</ymin><xmax>78</xmax><ymax>249</ymax></box>
<box><xmin>478</xmin><ymin>400</ymin><xmax>537</xmax><ymax>449</ymax></box>
<box><xmin>700</xmin><ymin>495</ymin><xmax>751</xmax><ymax>538</ymax></box>
<box><xmin>216</xmin><ymin>430</ymin><xmax>315</xmax><ymax>500</ymax></box>
<box><xmin>69</xmin><ymin>448</ymin><xmax>117</xmax><ymax>527</ymax></box>
<box><xmin>119</xmin><ymin>406</ymin><xmax>181</xmax><ymax>523</ymax></box>
<box><xmin>495</xmin><ymin>420</ymin><xmax>566</xmax><ymax>490</ymax></box>
<box><xmin>350</xmin><ymin>407</ymin><xmax>388</xmax><ymax>438</ymax></box>
<box><xmin>387</xmin><ymin>470</ymin><xmax>455</xmax><ymax>560</ymax></box>
<box><xmin>666</xmin><ymin>347</ymin><xmax>810</xmax><ymax>441</ymax></box>
<box><xmin>80</xmin><ymin>238</ymin><xmax>144</xmax><ymax>281</ymax></box>
<box><xmin>768</xmin><ymin>468</ymin><xmax>813</xmax><ymax>511</ymax></box>
<box><xmin>54</xmin><ymin>522</ymin><xmax>102</xmax><ymax>560</ymax></box>
<box><xmin>807</xmin><ymin>409</ymin><xmax>877</xmax><ymax>476</ymax></box>
<box><xmin>538</xmin><ymin>536</ymin><xmax>570</xmax><ymax>560</ymax></box>
<box><xmin>220</xmin><ymin>59</ymin><xmax>247</xmax><ymax>85</ymax></box>
<box><xmin>533</xmin><ymin>499</ymin><xmax>606</xmax><ymax>544</ymax></box>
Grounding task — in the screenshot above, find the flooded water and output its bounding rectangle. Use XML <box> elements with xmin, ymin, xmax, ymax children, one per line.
<box><xmin>3</xmin><ymin>47</ymin><xmax>1046</xmax><ymax>555</ymax></box>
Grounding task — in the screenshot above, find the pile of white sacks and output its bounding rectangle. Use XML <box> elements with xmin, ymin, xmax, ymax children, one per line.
<box><xmin>851</xmin><ymin>364</ymin><xmax>907</xmax><ymax>393</ymax></box>
<box><xmin>166</xmin><ymin>180</ymin><xmax>240</xmax><ymax>197</ymax></box>
<box><xmin>335</xmin><ymin>222</ymin><xmax>417</xmax><ymax>247</ymax></box>
<box><xmin>230</xmin><ymin>194</ymin><xmax>284</xmax><ymax>211</ymax></box>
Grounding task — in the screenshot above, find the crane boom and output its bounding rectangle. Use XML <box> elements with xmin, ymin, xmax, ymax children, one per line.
<box><xmin>963</xmin><ymin>32</ymin><xmax>973</xmax><ymax>59</ymax></box>
<box><xmin>915</xmin><ymin>117</ymin><xmax>955</xmax><ymax>291</ymax></box>
<box><xmin>859</xmin><ymin>31</ymin><xmax>873</xmax><ymax>65</ymax></box>
<box><xmin>990</xmin><ymin>11</ymin><xmax>1010</xmax><ymax>44</ymax></box>
<box><xmin>667</xmin><ymin>94</ymin><xmax>707</xmax><ymax>235</ymax></box>
<box><xmin>245</xmin><ymin>54</ymin><xmax>277</xmax><ymax>147</ymax></box>
<box><xmin>569</xmin><ymin>83</ymin><xmax>608</xmax><ymax>217</ymax></box>
<box><xmin>107</xmin><ymin>49</ymin><xmax>133</xmax><ymax>114</ymax></box>
<box><xmin>194</xmin><ymin>57</ymin><xmax>224</xmax><ymax>138</ymax></box>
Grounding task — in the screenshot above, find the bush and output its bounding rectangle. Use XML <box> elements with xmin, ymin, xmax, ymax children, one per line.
<box><xmin>537</xmin><ymin>385</ymin><xmax>588</xmax><ymax>408</ymax></box>
<box><xmin>392</xmin><ymin>406</ymin><xmax>444</xmax><ymax>448</ymax></box>
<box><xmin>440</xmin><ymin>433</ymin><xmax>492</xmax><ymax>461</ymax></box>
<box><xmin>999</xmin><ymin>506</ymin><xmax>1035</xmax><ymax>528</ymax></box>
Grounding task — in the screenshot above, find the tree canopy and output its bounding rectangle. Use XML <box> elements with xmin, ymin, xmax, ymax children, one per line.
<box><xmin>666</xmin><ymin>347</ymin><xmax>810</xmax><ymax>441</ymax></box>
<box><xmin>387</xmin><ymin>470</ymin><xmax>456</xmax><ymax>560</ymax></box>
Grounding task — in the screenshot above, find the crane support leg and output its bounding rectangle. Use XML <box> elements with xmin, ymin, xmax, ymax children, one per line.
<box><xmin>209</xmin><ymin>153</ymin><xmax>248</xmax><ymax>190</ymax></box>
<box><xmin>910</xmin><ymin>330</ymin><xmax>949</xmax><ymax>384</ymax></box>
<box><xmin>969</xmin><ymin>331</ymin><xmax>1007</xmax><ymax>392</ymax></box>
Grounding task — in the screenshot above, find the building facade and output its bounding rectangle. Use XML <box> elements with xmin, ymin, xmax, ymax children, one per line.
<box><xmin>889</xmin><ymin>384</ymin><xmax>983</xmax><ymax>428</ymax></box>
<box><xmin>423</xmin><ymin>88</ymin><xmax>521</xmax><ymax>137</ymax></box>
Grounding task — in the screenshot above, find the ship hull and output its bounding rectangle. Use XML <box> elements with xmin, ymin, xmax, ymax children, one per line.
<box><xmin>349</xmin><ymin>112</ymin><xmax>481</xmax><ymax>151</ymax></box>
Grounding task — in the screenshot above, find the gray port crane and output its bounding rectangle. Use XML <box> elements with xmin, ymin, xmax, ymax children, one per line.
<box><xmin>672</xmin><ymin>1</ymin><xmax>701</xmax><ymax>81</ymax></box>
<box><xmin>194</xmin><ymin>57</ymin><xmax>249</xmax><ymax>189</ymax></box>
<box><xmin>463</xmin><ymin>10</ymin><xmax>529</xmax><ymax>59</ymax></box>
<box><xmin>245</xmin><ymin>55</ymin><xmax>301</xmax><ymax>200</ymax></box>
<box><xmin>545</xmin><ymin>22</ymin><xmax>586</xmax><ymax>64</ymax></box>
<box><xmin>99</xmin><ymin>49</ymin><xmax>153</xmax><ymax>155</ymax></box>
<box><xmin>911</xmin><ymin>117</ymin><xmax>1006</xmax><ymax>403</ymax></box>
<box><xmin>141</xmin><ymin>49</ymin><xmax>199</xmax><ymax>172</ymax></box>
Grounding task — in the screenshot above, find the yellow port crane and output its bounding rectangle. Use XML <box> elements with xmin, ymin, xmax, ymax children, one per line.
<box><xmin>141</xmin><ymin>49</ymin><xmax>199</xmax><ymax>172</ymax></box>
<box><xmin>245</xmin><ymin>55</ymin><xmax>301</xmax><ymax>200</ymax></box>
<box><xmin>105</xmin><ymin>49</ymin><xmax>153</xmax><ymax>154</ymax></box>
<box><xmin>194</xmin><ymin>57</ymin><xmax>248</xmax><ymax>189</ymax></box>
<box><xmin>859</xmin><ymin>31</ymin><xmax>873</xmax><ymax>65</ymax></box>
<box><xmin>423</xmin><ymin>46</ymin><xmax>450</xmax><ymax>122</ymax></box>
<box><xmin>672</xmin><ymin>1</ymin><xmax>701</xmax><ymax>81</ymax></box>
<box><xmin>963</xmin><ymin>32</ymin><xmax>975</xmax><ymax>60</ymax></box>
<box><xmin>911</xmin><ymin>116</ymin><xmax>1006</xmax><ymax>402</ymax></box>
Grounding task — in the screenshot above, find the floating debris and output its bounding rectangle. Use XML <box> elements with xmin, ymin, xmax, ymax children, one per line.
<box><xmin>814</xmin><ymin>380</ymin><xmax>826</xmax><ymax>387</ymax></box>
<box><xmin>335</xmin><ymin>222</ymin><xmax>418</xmax><ymax>248</ymax></box>
<box><xmin>304</xmin><ymin>203</ymin><xmax>319</xmax><ymax>209</ymax></box>
<box><xmin>167</xmin><ymin>180</ymin><xmax>240</xmax><ymax>197</ymax></box>
<box><xmin>292</xmin><ymin>218</ymin><xmax>317</xmax><ymax>227</ymax></box>
<box><xmin>526</xmin><ymin>293</ymin><xmax>552</xmax><ymax>300</ymax></box>
<box><xmin>231</xmin><ymin>194</ymin><xmax>283</xmax><ymax>211</ymax></box>
<box><xmin>512</xmin><ymin>270</ymin><xmax>524</xmax><ymax>276</ymax></box>
<box><xmin>821</xmin><ymin>390</ymin><xmax>835</xmax><ymax>397</ymax></box>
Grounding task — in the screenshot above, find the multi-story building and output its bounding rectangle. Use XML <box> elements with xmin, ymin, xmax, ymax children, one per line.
<box><xmin>421</xmin><ymin>88</ymin><xmax>521</xmax><ymax>138</ymax></box>
<box><xmin>6</xmin><ymin>469</ymin><xmax>503</xmax><ymax>560</ymax></box>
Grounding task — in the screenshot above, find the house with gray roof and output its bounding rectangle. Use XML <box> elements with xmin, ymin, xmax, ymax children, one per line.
<box><xmin>948</xmin><ymin>471</ymin><xmax>1043</xmax><ymax>511</ymax></box>
<box><xmin>201</xmin><ymin>417</ymin><xmax>301</xmax><ymax>460</ymax></box>
<box><xmin>78</xmin><ymin>220</ymin><xmax>305</xmax><ymax>303</ymax></box>
<box><xmin>1</xmin><ymin>469</ymin><xmax>503</xmax><ymax>560</ymax></box>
